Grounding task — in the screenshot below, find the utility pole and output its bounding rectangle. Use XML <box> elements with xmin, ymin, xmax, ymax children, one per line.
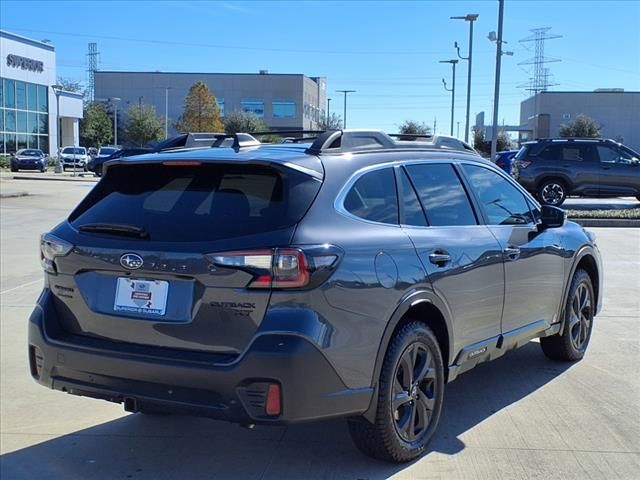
<box><xmin>326</xmin><ymin>98</ymin><xmax>331</xmax><ymax>124</ymax></box>
<box><xmin>164</xmin><ymin>88</ymin><xmax>171</xmax><ymax>139</ymax></box>
<box><xmin>51</xmin><ymin>85</ymin><xmax>62</xmax><ymax>157</ymax></box>
<box><xmin>440</xmin><ymin>59</ymin><xmax>458</xmax><ymax>136</ymax></box>
<box><xmin>336</xmin><ymin>90</ymin><xmax>355</xmax><ymax>129</ymax></box>
<box><xmin>451</xmin><ymin>13</ymin><xmax>478</xmax><ymax>143</ymax></box>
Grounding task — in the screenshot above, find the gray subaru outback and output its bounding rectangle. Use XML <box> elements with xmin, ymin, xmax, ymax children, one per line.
<box><xmin>29</xmin><ymin>130</ymin><xmax>602</xmax><ymax>462</ymax></box>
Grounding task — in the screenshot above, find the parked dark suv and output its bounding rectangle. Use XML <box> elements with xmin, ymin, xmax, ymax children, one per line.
<box><xmin>29</xmin><ymin>130</ymin><xmax>602</xmax><ymax>462</ymax></box>
<box><xmin>514</xmin><ymin>138</ymin><xmax>640</xmax><ymax>205</ymax></box>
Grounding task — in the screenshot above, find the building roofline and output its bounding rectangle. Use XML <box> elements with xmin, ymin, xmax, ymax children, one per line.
<box><xmin>0</xmin><ymin>30</ymin><xmax>55</xmax><ymax>51</ymax></box>
<box><xmin>526</xmin><ymin>90</ymin><xmax>640</xmax><ymax>97</ymax></box>
<box><xmin>95</xmin><ymin>71</ymin><xmax>323</xmax><ymax>80</ymax></box>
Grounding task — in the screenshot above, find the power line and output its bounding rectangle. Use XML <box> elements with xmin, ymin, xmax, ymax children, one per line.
<box><xmin>4</xmin><ymin>27</ymin><xmax>486</xmax><ymax>56</ymax></box>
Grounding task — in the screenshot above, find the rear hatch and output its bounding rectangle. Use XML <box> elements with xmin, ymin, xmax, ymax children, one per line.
<box><xmin>47</xmin><ymin>160</ymin><xmax>322</xmax><ymax>358</ymax></box>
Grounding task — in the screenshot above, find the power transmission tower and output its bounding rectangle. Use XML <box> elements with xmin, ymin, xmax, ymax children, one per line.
<box><xmin>87</xmin><ymin>42</ymin><xmax>99</xmax><ymax>102</ymax></box>
<box><xmin>518</xmin><ymin>27</ymin><xmax>561</xmax><ymax>96</ymax></box>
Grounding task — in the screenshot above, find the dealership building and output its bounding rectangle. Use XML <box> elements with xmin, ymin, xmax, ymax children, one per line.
<box><xmin>95</xmin><ymin>71</ymin><xmax>327</xmax><ymax>136</ymax></box>
<box><xmin>519</xmin><ymin>90</ymin><xmax>640</xmax><ymax>151</ymax></box>
<box><xmin>0</xmin><ymin>30</ymin><xmax>83</xmax><ymax>155</ymax></box>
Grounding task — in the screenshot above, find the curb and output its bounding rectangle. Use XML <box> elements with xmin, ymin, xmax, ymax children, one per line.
<box><xmin>571</xmin><ymin>218</ymin><xmax>640</xmax><ymax>228</ymax></box>
<box><xmin>12</xmin><ymin>174</ymin><xmax>98</xmax><ymax>182</ymax></box>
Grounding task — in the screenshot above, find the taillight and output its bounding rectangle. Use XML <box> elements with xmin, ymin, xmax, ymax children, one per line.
<box><xmin>207</xmin><ymin>248</ymin><xmax>310</xmax><ymax>289</ymax></box>
<box><xmin>40</xmin><ymin>233</ymin><xmax>73</xmax><ymax>274</ymax></box>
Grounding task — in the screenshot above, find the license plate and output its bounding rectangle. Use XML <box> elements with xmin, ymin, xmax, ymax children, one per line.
<box><xmin>114</xmin><ymin>278</ymin><xmax>168</xmax><ymax>316</ymax></box>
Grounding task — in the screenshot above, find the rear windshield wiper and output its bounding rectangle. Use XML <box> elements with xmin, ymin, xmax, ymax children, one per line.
<box><xmin>78</xmin><ymin>223</ymin><xmax>149</xmax><ymax>239</ymax></box>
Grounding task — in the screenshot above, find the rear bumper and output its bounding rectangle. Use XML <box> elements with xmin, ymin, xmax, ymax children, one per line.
<box><xmin>28</xmin><ymin>289</ymin><xmax>371</xmax><ymax>424</ymax></box>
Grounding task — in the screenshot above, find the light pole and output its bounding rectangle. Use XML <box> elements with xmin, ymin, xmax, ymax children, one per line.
<box><xmin>51</xmin><ymin>85</ymin><xmax>63</xmax><ymax>156</ymax></box>
<box><xmin>336</xmin><ymin>90</ymin><xmax>355</xmax><ymax>129</ymax></box>
<box><xmin>326</xmin><ymin>98</ymin><xmax>331</xmax><ymax>125</ymax></box>
<box><xmin>111</xmin><ymin>97</ymin><xmax>121</xmax><ymax>146</ymax></box>
<box><xmin>488</xmin><ymin>0</ymin><xmax>512</xmax><ymax>159</ymax></box>
<box><xmin>440</xmin><ymin>60</ymin><xmax>458</xmax><ymax>136</ymax></box>
<box><xmin>451</xmin><ymin>13</ymin><xmax>479</xmax><ymax>143</ymax></box>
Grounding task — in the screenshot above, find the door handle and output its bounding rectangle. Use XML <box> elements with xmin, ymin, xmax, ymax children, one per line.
<box><xmin>429</xmin><ymin>251</ymin><xmax>451</xmax><ymax>267</ymax></box>
<box><xmin>503</xmin><ymin>246</ymin><xmax>520</xmax><ymax>260</ymax></box>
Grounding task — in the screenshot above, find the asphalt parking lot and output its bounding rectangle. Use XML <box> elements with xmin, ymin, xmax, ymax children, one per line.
<box><xmin>1</xmin><ymin>178</ymin><xmax>639</xmax><ymax>480</ymax></box>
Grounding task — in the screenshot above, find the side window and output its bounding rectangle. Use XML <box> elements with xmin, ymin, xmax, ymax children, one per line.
<box><xmin>462</xmin><ymin>164</ymin><xmax>534</xmax><ymax>225</ymax></box>
<box><xmin>405</xmin><ymin>164</ymin><xmax>477</xmax><ymax>226</ymax></box>
<box><xmin>597</xmin><ymin>145</ymin><xmax>634</xmax><ymax>164</ymax></box>
<box><xmin>398</xmin><ymin>168</ymin><xmax>427</xmax><ymax>226</ymax></box>
<box><xmin>344</xmin><ymin>168</ymin><xmax>398</xmax><ymax>224</ymax></box>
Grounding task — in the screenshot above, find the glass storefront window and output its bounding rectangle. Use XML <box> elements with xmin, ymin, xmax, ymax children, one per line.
<box><xmin>241</xmin><ymin>98</ymin><xmax>264</xmax><ymax>117</ymax></box>
<box><xmin>1</xmin><ymin>78</ymin><xmax>50</xmax><ymax>154</ymax></box>
<box><xmin>16</xmin><ymin>82</ymin><xmax>27</xmax><ymax>109</ymax></box>
<box><xmin>272</xmin><ymin>100</ymin><xmax>296</xmax><ymax>118</ymax></box>
<box><xmin>4</xmin><ymin>79</ymin><xmax>15</xmax><ymax>108</ymax></box>
<box><xmin>38</xmin><ymin>135</ymin><xmax>49</xmax><ymax>153</ymax></box>
<box><xmin>5</xmin><ymin>110</ymin><xmax>16</xmax><ymax>132</ymax></box>
<box><xmin>27</xmin><ymin>84</ymin><xmax>38</xmax><ymax>111</ymax></box>
<box><xmin>17</xmin><ymin>134</ymin><xmax>28</xmax><ymax>150</ymax></box>
<box><xmin>27</xmin><ymin>112</ymin><xmax>38</xmax><ymax>134</ymax></box>
<box><xmin>38</xmin><ymin>113</ymin><xmax>48</xmax><ymax>134</ymax></box>
<box><xmin>17</xmin><ymin>111</ymin><xmax>27</xmax><ymax>132</ymax></box>
<box><xmin>37</xmin><ymin>85</ymin><xmax>48</xmax><ymax>112</ymax></box>
<box><xmin>5</xmin><ymin>133</ymin><xmax>16</xmax><ymax>153</ymax></box>
<box><xmin>217</xmin><ymin>98</ymin><xmax>224</xmax><ymax>116</ymax></box>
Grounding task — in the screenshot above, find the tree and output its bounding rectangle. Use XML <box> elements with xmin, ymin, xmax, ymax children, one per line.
<box><xmin>80</xmin><ymin>102</ymin><xmax>113</xmax><ymax>148</ymax></box>
<box><xmin>472</xmin><ymin>127</ymin><xmax>512</xmax><ymax>157</ymax></box>
<box><xmin>223</xmin><ymin>110</ymin><xmax>269</xmax><ymax>134</ymax></box>
<box><xmin>175</xmin><ymin>81</ymin><xmax>223</xmax><ymax>132</ymax></box>
<box><xmin>317</xmin><ymin>113</ymin><xmax>343</xmax><ymax>130</ymax></box>
<box><xmin>123</xmin><ymin>104</ymin><xmax>164</xmax><ymax>146</ymax></box>
<box><xmin>57</xmin><ymin>77</ymin><xmax>84</xmax><ymax>93</ymax></box>
<box><xmin>398</xmin><ymin>120</ymin><xmax>431</xmax><ymax>135</ymax></box>
<box><xmin>559</xmin><ymin>114</ymin><xmax>600</xmax><ymax>138</ymax></box>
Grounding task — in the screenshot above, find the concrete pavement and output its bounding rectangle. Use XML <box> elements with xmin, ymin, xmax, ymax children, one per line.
<box><xmin>1</xmin><ymin>180</ymin><xmax>639</xmax><ymax>479</ymax></box>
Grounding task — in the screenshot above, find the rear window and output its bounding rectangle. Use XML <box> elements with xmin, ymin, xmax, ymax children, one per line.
<box><xmin>70</xmin><ymin>163</ymin><xmax>321</xmax><ymax>242</ymax></box>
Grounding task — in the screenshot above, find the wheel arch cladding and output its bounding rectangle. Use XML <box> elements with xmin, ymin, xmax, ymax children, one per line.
<box><xmin>576</xmin><ymin>254</ymin><xmax>599</xmax><ymax>313</ymax></box>
<box><xmin>539</xmin><ymin>175</ymin><xmax>573</xmax><ymax>191</ymax></box>
<box><xmin>364</xmin><ymin>299</ymin><xmax>451</xmax><ymax>422</ymax></box>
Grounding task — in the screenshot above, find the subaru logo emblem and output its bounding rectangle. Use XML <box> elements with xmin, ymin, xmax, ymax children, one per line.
<box><xmin>120</xmin><ymin>253</ymin><xmax>143</xmax><ymax>270</ymax></box>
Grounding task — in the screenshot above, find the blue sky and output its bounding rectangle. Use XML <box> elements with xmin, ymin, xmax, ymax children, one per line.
<box><xmin>2</xmin><ymin>0</ymin><xmax>639</xmax><ymax>136</ymax></box>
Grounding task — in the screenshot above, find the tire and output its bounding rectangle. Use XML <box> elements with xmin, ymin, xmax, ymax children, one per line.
<box><xmin>537</xmin><ymin>179</ymin><xmax>567</xmax><ymax>206</ymax></box>
<box><xmin>540</xmin><ymin>269</ymin><xmax>595</xmax><ymax>361</ymax></box>
<box><xmin>348</xmin><ymin>321</ymin><xmax>445</xmax><ymax>463</ymax></box>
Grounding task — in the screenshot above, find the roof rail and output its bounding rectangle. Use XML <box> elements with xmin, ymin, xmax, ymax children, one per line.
<box><xmin>210</xmin><ymin>133</ymin><xmax>261</xmax><ymax>150</ymax></box>
<box><xmin>305</xmin><ymin>130</ymin><xmax>477</xmax><ymax>155</ymax></box>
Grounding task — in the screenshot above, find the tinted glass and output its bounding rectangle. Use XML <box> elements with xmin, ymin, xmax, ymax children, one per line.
<box><xmin>240</xmin><ymin>98</ymin><xmax>264</xmax><ymax>117</ymax></box>
<box><xmin>597</xmin><ymin>145</ymin><xmax>635</xmax><ymax>165</ymax></box>
<box><xmin>406</xmin><ymin>163</ymin><xmax>476</xmax><ymax>226</ymax></box>
<box><xmin>344</xmin><ymin>168</ymin><xmax>398</xmax><ymax>224</ymax></box>
<box><xmin>70</xmin><ymin>164</ymin><xmax>321</xmax><ymax>242</ymax></box>
<box><xmin>538</xmin><ymin>144</ymin><xmax>594</xmax><ymax>162</ymax></box>
<box><xmin>27</xmin><ymin>83</ymin><xmax>38</xmax><ymax>111</ymax></box>
<box><xmin>399</xmin><ymin>168</ymin><xmax>427</xmax><ymax>226</ymax></box>
<box><xmin>462</xmin><ymin>164</ymin><xmax>533</xmax><ymax>225</ymax></box>
<box><xmin>37</xmin><ymin>85</ymin><xmax>48</xmax><ymax>112</ymax></box>
<box><xmin>272</xmin><ymin>100</ymin><xmax>296</xmax><ymax>118</ymax></box>
<box><xmin>16</xmin><ymin>82</ymin><xmax>26</xmax><ymax>109</ymax></box>
<box><xmin>4</xmin><ymin>80</ymin><xmax>15</xmax><ymax>108</ymax></box>
<box><xmin>62</xmin><ymin>147</ymin><xmax>86</xmax><ymax>154</ymax></box>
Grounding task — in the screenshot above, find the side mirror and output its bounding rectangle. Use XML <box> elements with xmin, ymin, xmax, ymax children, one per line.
<box><xmin>540</xmin><ymin>205</ymin><xmax>566</xmax><ymax>229</ymax></box>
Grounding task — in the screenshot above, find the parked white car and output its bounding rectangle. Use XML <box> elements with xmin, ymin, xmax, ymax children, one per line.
<box><xmin>59</xmin><ymin>146</ymin><xmax>90</xmax><ymax>171</ymax></box>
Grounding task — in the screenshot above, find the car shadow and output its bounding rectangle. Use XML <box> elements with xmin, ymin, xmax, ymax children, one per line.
<box><xmin>0</xmin><ymin>342</ymin><xmax>573</xmax><ymax>480</ymax></box>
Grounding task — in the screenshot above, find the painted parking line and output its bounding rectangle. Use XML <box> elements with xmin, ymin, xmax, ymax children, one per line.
<box><xmin>0</xmin><ymin>279</ymin><xmax>42</xmax><ymax>295</ymax></box>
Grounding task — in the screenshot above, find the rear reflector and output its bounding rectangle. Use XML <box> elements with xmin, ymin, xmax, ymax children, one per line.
<box><xmin>265</xmin><ymin>383</ymin><xmax>281</xmax><ymax>416</ymax></box>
